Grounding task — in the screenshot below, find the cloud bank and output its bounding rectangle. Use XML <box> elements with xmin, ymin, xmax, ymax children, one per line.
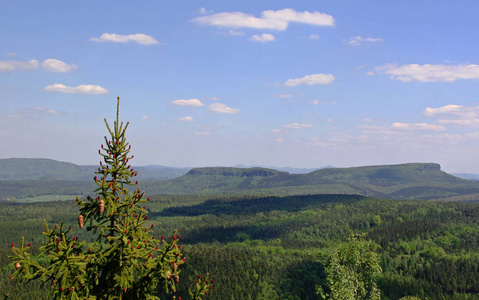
<box><xmin>192</xmin><ymin>8</ymin><xmax>334</xmax><ymax>31</ymax></box>
<box><xmin>42</xmin><ymin>59</ymin><xmax>77</xmax><ymax>73</ymax></box>
<box><xmin>284</xmin><ymin>73</ymin><xmax>335</xmax><ymax>86</ymax></box>
<box><xmin>90</xmin><ymin>33</ymin><xmax>159</xmax><ymax>45</ymax></box>
<box><xmin>208</xmin><ymin>103</ymin><xmax>240</xmax><ymax>114</ymax></box>
<box><xmin>0</xmin><ymin>59</ymin><xmax>39</xmax><ymax>72</ymax></box>
<box><xmin>42</xmin><ymin>83</ymin><xmax>110</xmax><ymax>94</ymax></box>
<box><xmin>170</xmin><ymin>99</ymin><xmax>205</xmax><ymax>107</ymax></box>
<box><xmin>372</xmin><ymin>63</ymin><xmax>479</xmax><ymax>82</ymax></box>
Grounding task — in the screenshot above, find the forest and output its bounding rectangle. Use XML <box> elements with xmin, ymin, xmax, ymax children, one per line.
<box><xmin>2</xmin><ymin>193</ymin><xmax>479</xmax><ymax>299</ymax></box>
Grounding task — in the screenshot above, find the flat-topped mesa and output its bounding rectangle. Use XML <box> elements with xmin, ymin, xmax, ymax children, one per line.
<box><xmin>186</xmin><ymin>167</ymin><xmax>288</xmax><ymax>177</ymax></box>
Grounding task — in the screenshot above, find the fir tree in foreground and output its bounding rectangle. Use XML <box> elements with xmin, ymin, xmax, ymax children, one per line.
<box><xmin>8</xmin><ymin>97</ymin><xmax>212</xmax><ymax>300</ymax></box>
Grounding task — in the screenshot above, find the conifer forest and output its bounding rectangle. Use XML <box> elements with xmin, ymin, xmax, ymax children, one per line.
<box><xmin>1</xmin><ymin>100</ymin><xmax>479</xmax><ymax>299</ymax></box>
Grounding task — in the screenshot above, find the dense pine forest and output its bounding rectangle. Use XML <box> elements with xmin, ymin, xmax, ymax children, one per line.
<box><xmin>2</xmin><ymin>193</ymin><xmax>479</xmax><ymax>299</ymax></box>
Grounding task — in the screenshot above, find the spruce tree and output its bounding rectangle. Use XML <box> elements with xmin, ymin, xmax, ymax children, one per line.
<box><xmin>9</xmin><ymin>97</ymin><xmax>212</xmax><ymax>300</ymax></box>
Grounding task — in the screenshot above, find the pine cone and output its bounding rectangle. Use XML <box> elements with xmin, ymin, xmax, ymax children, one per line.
<box><xmin>78</xmin><ymin>215</ymin><xmax>84</xmax><ymax>229</ymax></box>
<box><xmin>99</xmin><ymin>199</ymin><xmax>105</xmax><ymax>213</ymax></box>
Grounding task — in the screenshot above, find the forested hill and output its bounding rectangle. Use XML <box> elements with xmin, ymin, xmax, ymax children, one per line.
<box><xmin>3</xmin><ymin>160</ymin><xmax>479</xmax><ymax>201</ymax></box>
<box><xmin>145</xmin><ymin>163</ymin><xmax>479</xmax><ymax>200</ymax></box>
<box><xmin>0</xmin><ymin>158</ymin><xmax>189</xmax><ymax>181</ymax></box>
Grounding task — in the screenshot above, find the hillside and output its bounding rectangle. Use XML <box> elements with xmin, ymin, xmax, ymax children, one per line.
<box><xmin>144</xmin><ymin>163</ymin><xmax>479</xmax><ymax>200</ymax></box>
<box><xmin>2</xmin><ymin>161</ymin><xmax>479</xmax><ymax>201</ymax></box>
<box><xmin>0</xmin><ymin>158</ymin><xmax>189</xmax><ymax>181</ymax></box>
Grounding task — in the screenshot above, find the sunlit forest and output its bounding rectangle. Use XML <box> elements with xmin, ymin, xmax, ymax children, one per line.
<box><xmin>2</xmin><ymin>193</ymin><xmax>479</xmax><ymax>299</ymax></box>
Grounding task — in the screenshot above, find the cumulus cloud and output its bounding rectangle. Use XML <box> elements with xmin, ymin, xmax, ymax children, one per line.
<box><xmin>33</xmin><ymin>107</ymin><xmax>58</xmax><ymax>114</ymax></box>
<box><xmin>227</xmin><ymin>30</ymin><xmax>245</xmax><ymax>36</ymax></box>
<box><xmin>42</xmin><ymin>83</ymin><xmax>110</xmax><ymax>94</ymax></box>
<box><xmin>0</xmin><ymin>59</ymin><xmax>38</xmax><ymax>72</ymax></box>
<box><xmin>371</xmin><ymin>63</ymin><xmax>479</xmax><ymax>82</ymax></box>
<box><xmin>424</xmin><ymin>104</ymin><xmax>479</xmax><ymax>126</ymax></box>
<box><xmin>208</xmin><ymin>103</ymin><xmax>240</xmax><ymax>114</ymax></box>
<box><xmin>391</xmin><ymin>122</ymin><xmax>445</xmax><ymax>131</ymax></box>
<box><xmin>192</xmin><ymin>8</ymin><xmax>334</xmax><ymax>31</ymax></box>
<box><xmin>42</xmin><ymin>59</ymin><xmax>77</xmax><ymax>73</ymax></box>
<box><xmin>197</xmin><ymin>7</ymin><xmax>213</xmax><ymax>15</ymax></box>
<box><xmin>90</xmin><ymin>33</ymin><xmax>159</xmax><ymax>45</ymax></box>
<box><xmin>275</xmin><ymin>138</ymin><xmax>284</xmax><ymax>142</ymax></box>
<box><xmin>178</xmin><ymin>116</ymin><xmax>194</xmax><ymax>122</ymax></box>
<box><xmin>284</xmin><ymin>73</ymin><xmax>335</xmax><ymax>86</ymax></box>
<box><xmin>194</xmin><ymin>131</ymin><xmax>210</xmax><ymax>136</ymax></box>
<box><xmin>275</xmin><ymin>93</ymin><xmax>294</xmax><ymax>98</ymax></box>
<box><xmin>284</xmin><ymin>123</ymin><xmax>312</xmax><ymax>129</ymax></box>
<box><xmin>141</xmin><ymin>116</ymin><xmax>149</xmax><ymax>120</ymax></box>
<box><xmin>249</xmin><ymin>33</ymin><xmax>275</xmax><ymax>43</ymax></box>
<box><xmin>305</xmin><ymin>34</ymin><xmax>320</xmax><ymax>40</ymax></box>
<box><xmin>423</xmin><ymin>105</ymin><xmax>466</xmax><ymax>117</ymax></box>
<box><xmin>359</xmin><ymin>121</ymin><xmax>445</xmax><ymax>136</ymax></box>
<box><xmin>311</xmin><ymin>99</ymin><xmax>338</xmax><ymax>105</ymax></box>
<box><xmin>345</xmin><ymin>35</ymin><xmax>383</xmax><ymax>46</ymax></box>
<box><xmin>170</xmin><ymin>99</ymin><xmax>204</xmax><ymax>107</ymax></box>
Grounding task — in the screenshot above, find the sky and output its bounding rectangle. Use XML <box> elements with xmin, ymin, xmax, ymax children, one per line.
<box><xmin>1</xmin><ymin>1</ymin><xmax>479</xmax><ymax>173</ymax></box>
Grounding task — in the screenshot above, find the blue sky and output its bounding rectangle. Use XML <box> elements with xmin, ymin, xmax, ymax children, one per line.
<box><xmin>2</xmin><ymin>1</ymin><xmax>479</xmax><ymax>173</ymax></box>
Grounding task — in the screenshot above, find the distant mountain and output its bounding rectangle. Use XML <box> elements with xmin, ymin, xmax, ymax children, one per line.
<box><xmin>233</xmin><ymin>164</ymin><xmax>330</xmax><ymax>174</ymax></box>
<box><xmin>451</xmin><ymin>173</ymin><xmax>479</xmax><ymax>181</ymax></box>
<box><xmin>142</xmin><ymin>163</ymin><xmax>479</xmax><ymax>201</ymax></box>
<box><xmin>3</xmin><ymin>159</ymin><xmax>479</xmax><ymax>201</ymax></box>
<box><xmin>0</xmin><ymin>158</ymin><xmax>190</xmax><ymax>181</ymax></box>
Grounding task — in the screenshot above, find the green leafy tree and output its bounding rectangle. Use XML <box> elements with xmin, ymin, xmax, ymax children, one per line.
<box><xmin>8</xmin><ymin>97</ymin><xmax>212</xmax><ymax>300</ymax></box>
<box><xmin>317</xmin><ymin>232</ymin><xmax>382</xmax><ymax>300</ymax></box>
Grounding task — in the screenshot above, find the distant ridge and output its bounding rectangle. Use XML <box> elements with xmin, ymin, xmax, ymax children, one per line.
<box><xmin>2</xmin><ymin>159</ymin><xmax>479</xmax><ymax>201</ymax></box>
<box><xmin>0</xmin><ymin>158</ymin><xmax>189</xmax><ymax>181</ymax></box>
<box><xmin>143</xmin><ymin>163</ymin><xmax>479</xmax><ymax>201</ymax></box>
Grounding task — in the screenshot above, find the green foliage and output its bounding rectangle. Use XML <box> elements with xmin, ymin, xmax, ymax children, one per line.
<box><xmin>8</xmin><ymin>98</ymin><xmax>212</xmax><ymax>299</ymax></box>
<box><xmin>3</xmin><ymin>189</ymin><xmax>479</xmax><ymax>298</ymax></box>
<box><xmin>317</xmin><ymin>232</ymin><xmax>382</xmax><ymax>300</ymax></box>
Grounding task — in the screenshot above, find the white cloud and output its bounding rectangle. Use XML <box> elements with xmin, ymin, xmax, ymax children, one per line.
<box><xmin>275</xmin><ymin>138</ymin><xmax>284</xmax><ymax>142</ymax></box>
<box><xmin>192</xmin><ymin>8</ymin><xmax>335</xmax><ymax>31</ymax></box>
<box><xmin>42</xmin><ymin>83</ymin><xmax>110</xmax><ymax>94</ymax></box>
<box><xmin>208</xmin><ymin>103</ymin><xmax>240</xmax><ymax>114</ymax></box>
<box><xmin>371</xmin><ymin>63</ymin><xmax>479</xmax><ymax>82</ymax></box>
<box><xmin>194</xmin><ymin>131</ymin><xmax>210</xmax><ymax>136</ymax></box>
<box><xmin>0</xmin><ymin>59</ymin><xmax>38</xmax><ymax>72</ymax></box>
<box><xmin>310</xmin><ymin>99</ymin><xmax>338</xmax><ymax>105</ymax></box>
<box><xmin>359</xmin><ymin>121</ymin><xmax>445</xmax><ymax>136</ymax></box>
<box><xmin>141</xmin><ymin>116</ymin><xmax>149</xmax><ymax>120</ymax></box>
<box><xmin>249</xmin><ymin>33</ymin><xmax>275</xmax><ymax>43</ymax></box>
<box><xmin>345</xmin><ymin>35</ymin><xmax>383</xmax><ymax>46</ymax></box>
<box><xmin>423</xmin><ymin>105</ymin><xmax>466</xmax><ymax>117</ymax></box>
<box><xmin>392</xmin><ymin>122</ymin><xmax>445</xmax><ymax>131</ymax></box>
<box><xmin>170</xmin><ymin>99</ymin><xmax>204</xmax><ymax>107</ymax></box>
<box><xmin>305</xmin><ymin>34</ymin><xmax>320</xmax><ymax>40</ymax></box>
<box><xmin>6</xmin><ymin>52</ymin><xmax>17</xmax><ymax>57</ymax></box>
<box><xmin>275</xmin><ymin>93</ymin><xmax>294</xmax><ymax>98</ymax></box>
<box><xmin>284</xmin><ymin>73</ymin><xmax>335</xmax><ymax>86</ymax></box>
<box><xmin>284</xmin><ymin>123</ymin><xmax>312</xmax><ymax>129</ymax></box>
<box><xmin>178</xmin><ymin>116</ymin><xmax>194</xmax><ymax>122</ymax></box>
<box><xmin>228</xmin><ymin>30</ymin><xmax>245</xmax><ymax>36</ymax></box>
<box><xmin>423</xmin><ymin>104</ymin><xmax>479</xmax><ymax>126</ymax></box>
<box><xmin>197</xmin><ymin>7</ymin><xmax>213</xmax><ymax>15</ymax></box>
<box><xmin>33</xmin><ymin>107</ymin><xmax>58</xmax><ymax>114</ymax></box>
<box><xmin>41</xmin><ymin>59</ymin><xmax>77</xmax><ymax>73</ymax></box>
<box><xmin>90</xmin><ymin>33</ymin><xmax>159</xmax><ymax>45</ymax></box>
<box><xmin>202</xmin><ymin>97</ymin><xmax>220</xmax><ymax>101</ymax></box>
